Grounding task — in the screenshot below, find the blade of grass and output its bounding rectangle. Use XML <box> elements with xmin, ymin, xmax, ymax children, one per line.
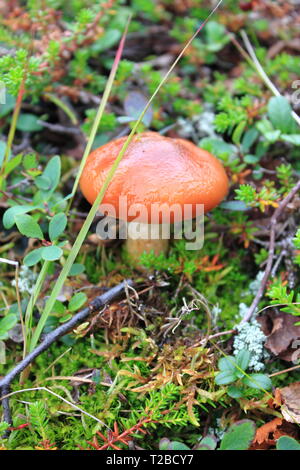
<box><xmin>23</xmin><ymin>261</ymin><xmax>50</xmax><ymax>355</ymax></box>
<box><xmin>44</xmin><ymin>93</ymin><xmax>78</xmax><ymax>125</ymax></box>
<box><xmin>67</xmin><ymin>15</ymin><xmax>132</xmax><ymax>209</ymax></box>
<box><xmin>30</xmin><ymin>1</ymin><xmax>223</xmax><ymax>351</ymax></box>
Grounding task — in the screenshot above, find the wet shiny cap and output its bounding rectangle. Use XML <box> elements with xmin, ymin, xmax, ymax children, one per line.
<box><xmin>79</xmin><ymin>132</ymin><xmax>229</xmax><ymax>223</ymax></box>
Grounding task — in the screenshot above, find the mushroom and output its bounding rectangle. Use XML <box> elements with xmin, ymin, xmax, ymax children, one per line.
<box><xmin>79</xmin><ymin>132</ymin><xmax>229</xmax><ymax>265</ymax></box>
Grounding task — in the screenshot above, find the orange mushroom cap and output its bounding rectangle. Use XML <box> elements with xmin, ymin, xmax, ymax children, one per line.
<box><xmin>79</xmin><ymin>132</ymin><xmax>229</xmax><ymax>224</ymax></box>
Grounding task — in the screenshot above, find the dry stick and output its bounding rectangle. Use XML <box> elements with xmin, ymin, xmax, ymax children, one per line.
<box><xmin>241</xmin><ymin>180</ymin><xmax>300</xmax><ymax>323</ymax></box>
<box><xmin>0</xmin><ymin>279</ymin><xmax>133</xmax><ymax>435</ymax></box>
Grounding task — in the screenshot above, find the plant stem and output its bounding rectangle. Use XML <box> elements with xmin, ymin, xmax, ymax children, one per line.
<box><xmin>0</xmin><ymin>79</ymin><xmax>26</xmax><ymax>189</ymax></box>
<box><xmin>23</xmin><ymin>261</ymin><xmax>50</xmax><ymax>356</ymax></box>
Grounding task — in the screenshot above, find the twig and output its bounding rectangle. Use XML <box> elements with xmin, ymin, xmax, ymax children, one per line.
<box><xmin>36</xmin><ymin>120</ymin><xmax>81</xmax><ymax>135</ymax></box>
<box><xmin>0</xmin><ymin>279</ymin><xmax>133</xmax><ymax>436</ymax></box>
<box><xmin>269</xmin><ymin>364</ymin><xmax>300</xmax><ymax>378</ymax></box>
<box><xmin>242</xmin><ymin>181</ymin><xmax>300</xmax><ymax>323</ymax></box>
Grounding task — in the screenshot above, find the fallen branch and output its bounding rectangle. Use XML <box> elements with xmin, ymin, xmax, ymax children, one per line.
<box><xmin>242</xmin><ymin>181</ymin><xmax>300</xmax><ymax>323</ymax></box>
<box><xmin>0</xmin><ymin>279</ymin><xmax>133</xmax><ymax>436</ymax></box>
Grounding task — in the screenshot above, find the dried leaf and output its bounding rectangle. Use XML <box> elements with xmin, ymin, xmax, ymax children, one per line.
<box><xmin>280</xmin><ymin>382</ymin><xmax>300</xmax><ymax>424</ymax></box>
<box><xmin>258</xmin><ymin>311</ymin><xmax>300</xmax><ymax>361</ymax></box>
<box><xmin>253</xmin><ymin>417</ymin><xmax>283</xmax><ymax>446</ymax></box>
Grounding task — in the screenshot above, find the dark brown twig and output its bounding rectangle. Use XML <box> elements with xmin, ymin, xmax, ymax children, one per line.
<box><xmin>0</xmin><ymin>279</ymin><xmax>133</xmax><ymax>436</ymax></box>
<box><xmin>242</xmin><ymin>180</ymin><xmax>300</xmax><ymax>323</ymax></box>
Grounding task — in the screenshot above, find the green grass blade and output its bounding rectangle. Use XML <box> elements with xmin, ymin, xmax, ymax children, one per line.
<box><xmin>68</xmin><ymin>15</ymin><xmax>132</xmax><ymax>208</ymax></box>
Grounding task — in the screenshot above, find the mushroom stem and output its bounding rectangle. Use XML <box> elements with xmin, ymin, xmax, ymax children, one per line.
<box><xmin>125</xmin><ymin>222</ymin><xmax>169</xmax><ymax>265</ymax></box>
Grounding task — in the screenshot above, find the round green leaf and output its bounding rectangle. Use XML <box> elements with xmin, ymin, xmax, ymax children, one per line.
<box><xmin>243</xmin><ymin>374</ymin><xmax>272</xmax><ymax>390</ymax></box>
<box><xmin>0</xmin><ymin>314</ymin><xmax>18</xmax><ymax>336</ymax></box>
<box><xmin>218</xmin><ymin>356</ymin><xmax>237</xmax><ymax>372</ymax></box>
<box><xmin>49</xmin><ymin>213</ymin><xmax>67</xmax><ymax>241</ymax></box>
<box><xmin>35</xmin><ymin>175</ymin><xmax>52</xmax><ymax>190</ymax></box>
<box><xmin>196</xmin><ymin>435</ymin><xmax>217</xmax><ymax>450</ymax></box>
<box><xmin>39</xmin><ymin>156</ymin><xmax>61</xmax><ymax>197</ymax></box>
<box><xmin>3</xmin><ymin>205</ymin><xmax>37</xmax><ymax>229</ymax></box>
<box><xmin>227</xmin><ymin>385</ymin><xmax>244</xmax><ymax>399</ymax></box>
<box><xmin>276</xmin><ymin>436</ymin><xmax>300</xmax><ymax>450</ymax></box>
<box><xmin>59</xmin><ymin>314</ymin><xmax>73</xmax><ymax>323</ymax></box>
<box><xmin>16</xmin><ymin>113</ymin><xmax>43</xmax><ymax>132</ymax></box>
<box><xmin>15</xmin><ymin>214</ymin><xmax>44</xmax><ymax>239</ymax></box>
<box><xmin>69</xmin><ymin>263</ymin><xmax>85</xmax><ymax>276</ymax></box>
<box><xmin>268</xmin><ymin>96</ymin><xmax>296</xmax><ymax>134</ymax></box>
<box><xmin>24</xmin><ymin>248</ymin><xmax>44</xmax><ymax>266</ymax></box>
<box><xmin>169</xmin><ymin>441</ymin><xmax>190</xmax><ymax>450</ymax></box>
<box><xmin>235</xmin><ymin>349</ymin><xmax>250</xmax><ymax>371</ymax></box>
<box><xmin>220</xmin><ymin>420</ymin><xmax>256</xmax><ymax>450</ymax></box>
<box><xmin>281</xmin><ymin>134</ymin><xmax>300</xmax><ymax>146</ymax></box>
<box><xmin>41</xmin><ymin>245</ymin><xmax>63</xmax><ymax>261</ymax></box>
<box><xmin>215</xmin><ymin>370</ymin><xmax>236</xmax><ymax>385</ymax></box>
<box><xmin>68</xmin><ymin>292</ymin><xmax>87</xmax><ymax>312</ymax></box>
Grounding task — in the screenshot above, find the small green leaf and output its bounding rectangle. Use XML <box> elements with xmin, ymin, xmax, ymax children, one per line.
<box><xmin>196</xmin><ymin>435</ymin><xmax>217</xmax><ymax>450</ymax></box>
<box><xmin>0</xmin><ymin>314</ymin><xmax>18</xmax><ymax>339</ymax></box>
<box><xmin>35</xmin><ymin>175</ymin><xmax>52</xmax><ymax>190</ymax></box>
<box><xmin>218</xmin><ymin>356</ymin><xmax>237</xmax><ymax>372</ymax></box>
<box><xmin>220</xmin><ymin>420</ymin><xmax>256</xmax><ymax>450</ymax></box>
<box><xmin>24</xmin><ymin>248</ymin><xmax>44</xmax><ymax>266</ymax></box>
<box><xmin>92</xmin><ymin>29</ymin><xmax>121</xmax><ymax>53</ymax></box>
<box><xmin>16</xmin><ymin>113</ymin><xmax>43</xmax><ymax>132</ymax></box>
<box><xmin>23</xmin><ymin>153</ymin><xmax>37</xmax><ymax>170</ymax></box>
<box><xmin>0</xmin><ymin>421</ymin><xmax>10</xmax><ymax>435</ymax></box>
<box><xmin>169</xmin><ymin>441</ymin><xmax>190</xmax><ymax>450</ymax></box>
<box><xmin>49</xmin><ymin>213</ymin><xmax>67</xmax><ymax>241</ymax></box>
<box><xmin>41</xmin><ymin>245</ymin><xmax>63</xmax><ymax>261</ymax></box>
<box><xmin>52</xmin><ymin>300</ymin><xmax>66</xmax><ymax>315</ymax></box>
<box><xmin>15</xmin><ymin>214</ymin><xmax>44</xmax><ymax>239</ymax></box>
<box><xmin>59</xmin><ymin>314</ymin><xmax>73</xmax><ymax>323</ymax></box>
<box><xmin>160</xmin><ymin>439</ymin><xmax>190</xmax><ymax>450</ymax></box>
<box><xmin>232</xmin><ymin>121</ymin><xmax>246</xmax><ymax>145</ymax></box>
<box><xmin>281</xmin><ymin>134</ymin><xmax>300</xmax><ymax>146</ymax></box>
<box><xmin>276</xmin><ymin>436</ymin><xmax>300</xmax><ymax>450</ymax></box>
<box><xmin>69</xmin><ymin>264</ymin><xmax>85</xmax><ymax>276</ymax></box>
<box><xmin>241</xmin><ymin>128</ymin><xmax>259</xmax><ymax>153</ymax></box>
<box><xmin>215</xmin><ymin>370</ymin><xmax>236</xmax><ymax>385</ymax></box>
<box><xmin>268</xmin><ymin>96</ymin><xmax>296</xmax><ymax>134</ymax></box>
<box><xmin>68</xmin><ymin>292</ymin><xmax>87</xmax><ymax>312</ymax></box>
<box><xmin>39</xmin><ymin>155</ymin><xmax>61</xmax><ymax>197</ymax></box>
<box><xmin>244</xmin><ymin>154</ymin><xmax>260</xmax><ymax>164</ymax></box>
<box><xmin>3</xmin><ymin>205</ymin><xmax>37</xmax><ymax>229</ymax></box>
<box><xmin>227</xmin><ymin>385</ymin><xmax>244</xmax><ymax>399</ymax></box>
<box><xmin>4</xmin><ymin>153</ymin><xmax>22</xmax><ymax>176</ymax></box>
<box><xmin>235</xmin><ymin>349</ymin><xmax>250</xmax><ymax>371</ymax></box>
<box><xmin>243</xmin><ymin>374</ymin><xmax>272</xmax><ymax>390</ymax></box>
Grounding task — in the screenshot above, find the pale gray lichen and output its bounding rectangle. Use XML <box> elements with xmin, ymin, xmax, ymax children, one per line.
<box><xmin>12</xmin><ymin>265</ymin><xmax>37</xmax><ymax>295</ymax></box>
<box><xmin>233</xmin><ymin>319</ymin><xmax>269</xmax><ymax>372</ymax></box>
<box><xmin>249</xmin><ymin>271</ymin><xmax>265</xmax><ymax>296</ymax></box>
<box><xmin>177</xmin><ymin>104</ymin><xmax>217</xmax><ymax>141</ymax></box>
